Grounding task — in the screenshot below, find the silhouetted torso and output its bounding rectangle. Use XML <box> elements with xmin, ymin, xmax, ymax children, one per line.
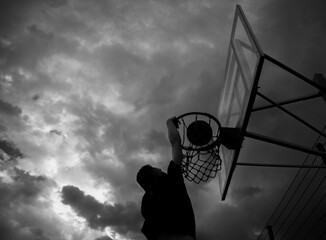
<box><xmin>141</xmin><ymin>161</ymin><xmax>196</xmax><ymax>240</ymax></box>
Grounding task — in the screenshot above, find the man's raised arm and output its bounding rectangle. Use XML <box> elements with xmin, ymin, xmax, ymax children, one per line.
<box><xmin>166</xmin><ymin>117</ymin><xmax>183</xmax><ymax>166</ymax></box>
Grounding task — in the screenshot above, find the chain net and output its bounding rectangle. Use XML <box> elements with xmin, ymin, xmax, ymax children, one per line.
<box><xmin>182</xmin><ymin>147</ymin><xmax>222</xmax><ymax>183</ymax></box>
<box><xmin>177</xmin><ymin>112</ymin><xmax>222</xmax><ymax>183</ymax></box>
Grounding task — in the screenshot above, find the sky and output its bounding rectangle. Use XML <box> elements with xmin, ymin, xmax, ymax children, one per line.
<box><xmin>0</xmin><ymin>0</ymin><xmax>326</xmax><ymax>240</ymax></box>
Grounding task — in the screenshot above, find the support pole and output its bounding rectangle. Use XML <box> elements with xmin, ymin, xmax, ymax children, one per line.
<box><xmin>257</xmin><ymin>91</ymin><xmax>326</xmax><ymax>138</ymax></box>
<box><xmin>315</xmin><ymin>143</ymin><xmax>326</xmax><ymax>165</ymax></box>
<box><xmin>313</xmin><ymin>74</ymin><xmax>326</xmax><ymax>102</ymax></box>
<box><xmin>237</xmin><ymin>162</ymin><xmax>326</xmax><ymax>168</ymax></box>
<box><xmin>252</xmin><ymin>93</ymin><xmax>321</xmax><ymax>112</ymax></box>
<box><xmin>264</xmin><ymin>54</ymin><xmax>325</xmax><ymax>92</ymax></box>
<box><xmin>245</xmin><ymin>131</ymin><xmax>326</xmax><ymax>158</ymax></box>
<box><xmin>266</xmin><ymin>225</ymin><xmax>275</xmax><ymax>240</ymax></box>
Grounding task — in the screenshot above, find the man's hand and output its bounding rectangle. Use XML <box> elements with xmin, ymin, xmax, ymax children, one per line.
<box><xmin>166</xmin><ymin>117</ymin><xmax>183</xmax><ymax>166</ymax></box>
<box><xmin>166</xmin><ymin>117</ymin><xmax>181</xmax><ymax>144</ymax></box>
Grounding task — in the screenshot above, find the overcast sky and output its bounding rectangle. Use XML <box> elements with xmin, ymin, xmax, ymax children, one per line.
<box><xmin>1</xmin><ymin>0</ymin><xmax>326</xmax><ymax>240</ymax></box>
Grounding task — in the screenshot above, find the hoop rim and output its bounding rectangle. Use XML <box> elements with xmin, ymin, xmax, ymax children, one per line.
<box><xmin>177</xmin><ymin>112</ymin><xmax>222</xmax><ymax>151</ymax></box>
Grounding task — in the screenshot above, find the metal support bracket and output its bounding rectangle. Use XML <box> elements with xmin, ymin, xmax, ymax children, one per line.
<box><xmin>220</xmin><ymin>127</ymin><xmax>243</xmax><ymax>150</ymax></box>
<box><xmin>256</xmin><ymin>91</ymin><xmax>326</xmax><ymax>138</ymax></box>
<box><xmin>244</xmin><ymin>131</ymin><xmax>326</xmax><ymax>158</ymax></box>
<box><xmin>237</xmin><ymin>162</ymin><xmax>326</xmax><ymax>169</ymax></box>
<box><xmin>252</xmin><ymin>93</ymin><xmax>321</xmax><ymax>112</ymax></box>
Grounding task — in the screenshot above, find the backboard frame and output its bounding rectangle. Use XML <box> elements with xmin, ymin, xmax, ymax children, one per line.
<box><xmin>217</xmin><ymin>4</ymin><xmax>264</xmax><ymax>200</ymax></box>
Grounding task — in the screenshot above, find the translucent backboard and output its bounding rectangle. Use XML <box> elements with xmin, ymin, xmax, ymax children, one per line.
<box><xmin>217</xmin><ymin>5</ymin><xmax>264</xmax><ymax>200</ymax></box>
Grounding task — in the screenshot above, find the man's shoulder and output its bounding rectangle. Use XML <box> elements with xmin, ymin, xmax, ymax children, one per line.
<box><xmin>168</xmin><ymin>160</ymin><xmax>181</xmax><ymax>171</ymax></box>
<box><xmin>158</xmin><ymin>234</ymin><xmax>195</xmax><ymax>240</ymax></box>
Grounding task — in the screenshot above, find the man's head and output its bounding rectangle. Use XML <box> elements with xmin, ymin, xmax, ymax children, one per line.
<box><xmin>136</xmin><ymin>165</ymin><xmax>165</xmax><ymax>192</ymax></box>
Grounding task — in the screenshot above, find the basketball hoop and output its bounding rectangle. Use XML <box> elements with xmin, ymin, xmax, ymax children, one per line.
<box><xmin>176</xmin><ymin>112</ymin><xmax>222</xmax><ymax>183</ymax></box>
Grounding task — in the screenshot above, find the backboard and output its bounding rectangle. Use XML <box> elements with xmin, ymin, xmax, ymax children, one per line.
<box><xmin>217</xmin><ymin>5</ymin><xmax>264</xmax><ymax>200</ymax></box>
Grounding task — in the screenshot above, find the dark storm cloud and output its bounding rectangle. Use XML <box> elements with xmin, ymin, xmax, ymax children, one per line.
<box><xmin>0</xmin><ymin>0</ymin><xmax>66</xmax><ymax>63</ymax></box>
<box><xmin>94</xmin><ymin>236</ymin><xmax>113</xmax><ymax>240</ymax></box>
<box><xmin>180</xmin><ymin>69</ymin><xmax>224</xmax><ymax>114</ymax></box>
<box><xmin>49</xmin><ymin>129</ymin><xmax>63</xmax><ymax>136</ymax></box>
<box><xmin>61</xmin><ymin>185</ymin><xmax>143</xmax><ymax>237</ymax></box>
<box><xmin>29</xmin><ymin>227</ymin><xmax>52</xmax><ymax>240</ymax></box>
<box><xmin>145</xmin><ymin>74</ymin><xmax>179</xmax><ymax>107</ymax></box>
<box><xmin>27</xmin><ymin>25</ymin><xmax>54</xmax><ymax>41</ymax></box>
<box><xmin>0</xmin><ymin>0</ymin><xmax>41</xmax><ymax>36</ymax></box>
<box><xmin>6</xmin><ymin>168</ymin><xmax>55</xmax><ymax>202</ymax></box>
<box><xmin>144</xmin><ymin>128</ymin><xmax>169</xmax><ymax>151</ymax></box>
<box><xmin>196</xmin><ymin>203</ymin><xmax>260</xmax><ymax>240</ymax></box>
<box><xmin>0</xmin><ymin>138</ymin><xmax>23</xmax><ymax>161</ymax></box>
<box><xmin>32</xmin><ymin>94</ymin><xmax>40</xmax><ymax>101</ymax></box>
<box><xmin>92</xmin><ymin>43</ymin><xmax>182</xmax><ymax>114</ymax></box>
<box><xmin>0</xmin><ymin>168</ymin><xmax>60</xmax><ymax>240</ymax></box>
<box><xmin>67</xmin><ymin>94</ymin><xmax>138</xmax><ymax>154</ymax></box>
<box><xmin>0</xmin><ymin>0</ymin><xmax>78</xmax><ymax>75</ymax></box>
<box><xmin>254</xmin><ymin>0</ymin><xmax>326</xmax><ymax>75</ymax></box>
<box><xmin>0</xmin><ymin>99</ymin><xmax>22</xmax><ymax>116</ymax></box>
<box><xmin>192</xmin><ymin>181</ymin><xmax>283</xmax><ymax>240</ymax></box>
<box><xmin>232</xmin><ymin>186</ymin><xmax>263</xmax><ymax>199</ymax></box>
<box><xmin>46</xmin><ymin>0</ymin><xmax>68</xmax><ymax>8</ymax></box>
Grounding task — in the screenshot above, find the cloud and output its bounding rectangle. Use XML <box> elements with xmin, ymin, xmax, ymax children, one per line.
<box><xmin>254</xmin><ymin>0</ymin><xmax>326</xmax><ymax>74</ymax></box>
<box><xmin>232</xmin><ymin>186</ymin><xmax>264</xmax><ymax>199</ymax></box>
<box><xmin>46</xmin><ymin>0</ymin><xmax>68</xmax><ymax>8</ymax></box>
<box><xmin>94</xmin><ymin>236</ymin><xmax>113</xmax><ymax>240</ymax></box>
<box><xmin>0</xmin><ymin>138</ymin><xmax>24</xmax><ymax>161</ymax></box>
<box><xmin>3</xmin><ymin>168</ymin><xmax>56</xmax><ymax>203</ymax></box>
<box><xmin>144</xmin><ymin>128</ymin><xmax>169</xmax><ymax>151</ymax></box>
<box><xmin>197</xmin><ymin>209</ymin><xmax>246</xmax><ymax>240</ymax></box>
<box><xmin>32</xmin><ymin>94</ymin><xmax>40</xmax><ymax>101</ymax></box>
<box><xmin>27</xmin><ymin>25</ymin><xmax>54</xmax><ymax>41</ymax></box>
<box><xmin>61</xmin><ymin>185</ymin><xmax>143</xmax><ymax>238</ymax></box>
<box><xmin>0</xmin><ymin>99</ymin><xmax>22</xmax><ymax>116</ymax></box>
<box><xmin>0</xmin><ymin>168</ymin><xmax>63</xmax><ymax>240</ymax></box>
<box><xmin>0</xmin><ymin>98</ymin><xmax>27</xmax><ymax>134</ymax></box>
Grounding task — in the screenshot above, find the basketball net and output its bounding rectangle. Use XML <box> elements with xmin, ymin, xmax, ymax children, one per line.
<box><xmin>177</xmin><ymin>112</ymin><xmax>222</xmax><ymax>183</ymax></box>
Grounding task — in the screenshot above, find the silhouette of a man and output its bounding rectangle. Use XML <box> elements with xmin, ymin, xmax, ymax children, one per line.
<box><xmin>137</xmin><ymin>117</ymin><xmax>196</xmax><ymax>240</ymax></box>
